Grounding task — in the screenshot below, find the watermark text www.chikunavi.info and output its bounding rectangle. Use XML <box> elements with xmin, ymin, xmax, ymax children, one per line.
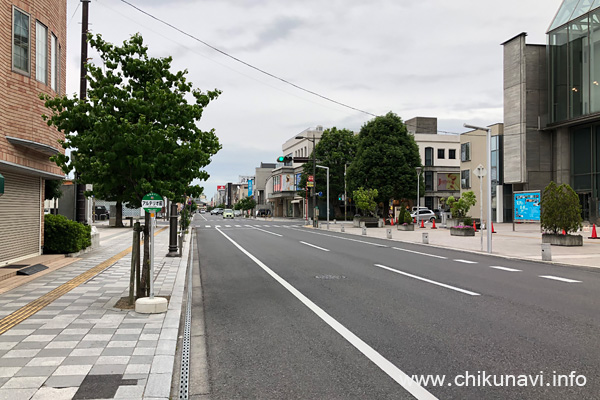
<box><xmin>407</xmin><ymin>371</ymin><xmax>587</xmax><ymax>388</ymax></box>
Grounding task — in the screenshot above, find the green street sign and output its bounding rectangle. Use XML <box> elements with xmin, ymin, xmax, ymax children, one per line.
<box><xmin>142</xmin><ymin>192</ymin><xmax>164</xmax><ymax>212</ymax></box>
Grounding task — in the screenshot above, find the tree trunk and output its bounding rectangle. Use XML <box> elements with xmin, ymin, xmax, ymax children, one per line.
<box><xmin>115</xmin><ymin>200</ymin><xmax>124</xmax><ymax>227</ymax></box>
<box><xmin>138</xmin><ymin>213</ymin><xmax>150</xmax><ymax>298</ymax></box>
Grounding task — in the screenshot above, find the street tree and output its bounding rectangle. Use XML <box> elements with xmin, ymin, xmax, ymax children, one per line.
<box><xmin>41</xmin><ymin>33</ymin><xmax>221</xmax><ymax>297</ymax></box>
<box><xmin>296</xmin><ymin>127</ymin><xmax>357</xmax><ymax>218</ymax></box>
<box><xmin>353</xmin><ymin>187</ymin><xmax>378</xmax><ymax>216</ymax></box>
<box><xmin>347</xmin><ymin>112</ymin><xmax>422</xmax><ymax>215</ymax></box>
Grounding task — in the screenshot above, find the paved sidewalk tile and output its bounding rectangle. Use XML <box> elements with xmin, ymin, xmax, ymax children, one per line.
<box><xmin>0</xmin><ymin>224</ymin><xmax>189</xmax><ymax>399</ymax></box>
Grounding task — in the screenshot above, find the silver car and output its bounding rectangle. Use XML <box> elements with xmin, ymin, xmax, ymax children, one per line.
<box><xmin>411</xmin><ymin>209</ymin><xmax>436</xmax><ymax>222</ymax></box>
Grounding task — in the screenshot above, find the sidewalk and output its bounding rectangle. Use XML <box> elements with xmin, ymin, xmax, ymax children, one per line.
<box><xmin>314</xmin><ymin>221</ymin><xmax>600</xmax><ymax>269</ymax></box>
<box><xmin>0</xmin><ymin>220</ymin><xmax>190</xmax><ymax>400</ymax></box>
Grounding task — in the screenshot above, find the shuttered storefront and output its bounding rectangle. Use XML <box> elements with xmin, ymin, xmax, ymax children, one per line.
<box><xmin>0</xmin><ymin>170</ymin><xmax>41</xmax><ymax>264</ymax></box>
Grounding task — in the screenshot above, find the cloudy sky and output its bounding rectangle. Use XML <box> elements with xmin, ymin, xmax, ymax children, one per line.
<box><xmin>65</xmin><ymin>0</ymin><xmax>563</xmax><ymax>201</ymax></box>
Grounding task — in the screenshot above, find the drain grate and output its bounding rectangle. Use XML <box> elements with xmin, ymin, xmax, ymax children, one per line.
<box><xmin>315</xmin><ymin>274</ymin><xmax>346</xmax><ymax>280</ymax></box>
<box><xmin>178</xmin><ymin>235</ymin><xmax>193</xmax><ymax>399</ymax></box>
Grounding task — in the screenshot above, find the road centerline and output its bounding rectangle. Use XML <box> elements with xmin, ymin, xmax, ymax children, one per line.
<box><xmin>391</xmin><ymin>247</ymin><xmax>447</xmax><ymax>259</ymax></box>
<box><xmin>374</xmin><ymin>264</ymin><xmax>481</xmax><ymax>296</ymax></box>
<box><xmin>300</xmin><ymin>241</ymin><xmax>330</xmax><ymax>252</ymax></box>
<box><xmin>539</xmin><ymin>275</ymin><xmax>582</xmax><ymax>283</ymax></box>
<box><xmin>214</xmin><ymin>227</ymin><xmax>438</xmax><ymax>400</ymax></box>
<box><xmin>250</xmin><ymin>226</ymin><xmax>283</xmax><ymax>237</ymax></box>
<box><xmin>490</xmin><ymin>266</ymin><xmax>521</xmax><ymax>272</ymax></box>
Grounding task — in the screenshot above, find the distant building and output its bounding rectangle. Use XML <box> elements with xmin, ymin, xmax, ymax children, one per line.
<box><xmin>407</xmin><ymin>117</ymin><xmax>461</xmax><ymax>212</ymax></box>
<box><xmin>0</xmin><ymin>0</ymin><xmax>66</xmax><ymax>265</ymax></box>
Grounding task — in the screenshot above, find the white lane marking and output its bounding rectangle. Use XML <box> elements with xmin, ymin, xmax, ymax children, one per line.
<box><xmin>272</xmin><ymin>225</ymin><xmax>280</xmax><ymax>228</ymax></box>
<box><xmin>392</xmin><ymin>247</ymin><xmax>447</xmax><ymax>259</ymax></box>
<box><xmin>285</xmin><ymin>226</ymin><xmax>387</xmax><ymax>247</ymax></box>
<box><xmin>235</xmin><ymin>225</ymin><xmax>241</xmax><ymax>227</ymax></box>
<box><xmin>215</xmin><ymin>225</ymin><xmax>221</xmax><ymax>228</ymax></box>
<box><xmin>205</xmin><ymin>225</ymin><xmax>211</xmax><ymax>228</ymax></box>
<box><xmin>300</xmin><ymin>241</ymin><xmax>330</xmax><ymax>252</ymax></box>
<box><xmin>244</xmin><ymin>225</ymin><xmax>251</xmax><ymax>227</ymax></box>
<box><xmin>374</xmin><ymin>264</ymin><xmax>481</xmax><ymax>296</ymax></box>
<box><xmin>215</xmin><ymin>227</ymin><xmax>438</xmax><ymax>400</ymax></box>
<box><xmin>490</xmin><ymin>266</ymin><xmax>521</xmax><ymax>272</ymax></box>
<box><xmin>225</xmin><ymin>225</ymin><xmax>231</xmax><ymax>228</ymax></box>
<box><xmin>199</xmin><ymin>214</ymin><xmax>208</xmax><ymax>221</ymax></box>
<box><xmin>250</xmin><ymin>226</ymin><xmax>283</xmax><ymax>237</ymax></box>
<box><xmin>454</xmin><ymin>259</ymin><xmax>477</xmax><ymax>264</ymax></box>
<box><xmin>539</xmin><ymin>275</ymin><xmax>581</xmax><ymax>283</ymax></box>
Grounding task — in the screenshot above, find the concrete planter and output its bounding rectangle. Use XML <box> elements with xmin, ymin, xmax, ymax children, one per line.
<box><xmin>353</xmin><ymin>217</ymin><xmax>379</xmax><ymax>228</ymax></box>
<box><xmin>450</xmin><ymin>227</ymin><xmax>475</xmax><ymax>236</ymax></box>
<box><xmin>397</xmin><ymin>224</ymin><xmax>415</xmax><ymax>231</ymax></box>
<box><xmin>542</xmin><ymin>233</ymin><xmax>583</xmax><ymax>246</ymax></box>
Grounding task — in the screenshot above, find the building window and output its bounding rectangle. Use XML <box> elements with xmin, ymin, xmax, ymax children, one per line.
<box><xmin>461</xmin><ymin>170</ymin><xmax>470</xmax><ymax>189</ymax></box>
<box><xmin>425</xmin><ymin>171</ymin><xmax>433</xmax><ymax>191</ymax></box>
<box><xmin>424</xmin><ymin>196</ymin><xmax>434</xmax><ymax>210</ymax></box>
<box><xmin>36</xmin><ymin>22</ymin><xmax>47</xmax><ymax>84</ymax></box>
<box><xmin>51</xmin><ymin>34</ymin><xmax>59</xmax><ymax>92</ymax></box>
<box><xmin>461</xmin><ymin>142</ymin><xmax>470</xmax><ymax>161</ymax></box>
<box><xmin>449</xmin><ymin>149</ymin><xmax>456</xmax><ymax>159</ymax></box>
<box><xmin>424</xmin><ymin>147</ymin><xmax>433</xmax><ymax>166</ymax></box>
<box><xmin>13</xmin><ymin>7</ymin><xmax>30</xmax><ymax>74</ymax></box>
<box><xmin>437</xmin><ymin>149</ymin><xmax>445</xmax><ymax>159</ymax></box>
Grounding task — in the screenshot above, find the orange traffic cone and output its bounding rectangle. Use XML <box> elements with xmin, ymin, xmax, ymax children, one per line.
<box><xmin>413</xmin><ymin>217</ymin><xmax>417</xmax><ymax>224</ymax></box>
<box><xmin>473</xmin><ymin>221</ymin><xmax>477</xmax><ymax>232</ymax></box>
<box><xmin>431</xmin><ymin>219</ymin><xmax>437</xmax><ymax>229</ymax></box>
<box><xmin>590</xmin><ymin>224</ymin><xmax>599</xmax><ymax>239</ymax></box>
<box><xmin>562</xmin><ymin>229</ymin><xmax>566</xmax><ymax>235</ymax></box>
<box><xmin>420</xmin><ymin>219</ymin><xmax>425</xmax><ymax>228</ymax></box>
<box><xmin>491</xmin><ymin>222</ymin><xmax>496</xmax><ymax>233</ymax></box>
<box><xmin>390</xmin><ymin>218</ymin><xmax>394</xmax><ymax>226</ymax></box>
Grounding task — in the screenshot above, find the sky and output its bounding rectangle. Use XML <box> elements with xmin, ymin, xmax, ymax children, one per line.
<box><xmin>64</xmin><ymin>0</ymin><xmax>564</xmax><ymax>201</ymax></box>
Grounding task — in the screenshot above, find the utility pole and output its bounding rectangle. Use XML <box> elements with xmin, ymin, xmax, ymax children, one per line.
<box><xmin>312</xmin><ymin>133</ymin><xmax>317</xmax><ymax>227</ymax></box>
<box><xmin>75</xmin><ymin>0</ymin><xmax>90</xmax><ymax>224</ymax></box>
<box><xmin>344</xmin><ymin>163</ymin><xmax>347</xmax><ymax>223</ymax></box>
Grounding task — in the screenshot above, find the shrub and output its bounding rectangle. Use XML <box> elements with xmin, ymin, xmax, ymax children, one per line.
<box><xmin>447</xmin><ymin>191</ymin><xmax>476</xmax><ymax>219</ymax></box>
<box><xmin>44</xmin><ymin>214</ymin><xmax>91</xmax><ymax>254</ymax></box>
<box><xmin>402</xmin><ymin>208</ymin><xmax>413</xmax><ymax>224</ymax></box>
<box><xmin>353</xmin><ymin>187</ymin><xmax>378</xmax><ymax>216</ymax></box>
<box><xmin>463</xmin><ymin>217</ymin><xmax>473</xmax><ymax>227</ymax></box>
<box><xmin>540</xmin><ymin>181</ymin><xmax>582</xmax><ymax>234</ymax></box>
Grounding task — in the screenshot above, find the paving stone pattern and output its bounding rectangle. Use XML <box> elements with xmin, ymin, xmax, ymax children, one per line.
<box><xmin>0</xmin><ymin>223</ymin><xmax>188</xmax><ymax>400</ymax></box>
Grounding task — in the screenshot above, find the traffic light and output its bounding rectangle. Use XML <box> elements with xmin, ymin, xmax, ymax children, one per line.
<box><xmin>276</xmin><ymin>156</ymin><xmax>292</xmax><ymax>163</ymax></box>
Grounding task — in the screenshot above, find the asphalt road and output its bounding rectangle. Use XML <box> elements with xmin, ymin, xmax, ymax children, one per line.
<box><xmin>193</xmin><ymin>214</ymin><xmax>600</xmax><ymax>399</ymax></box>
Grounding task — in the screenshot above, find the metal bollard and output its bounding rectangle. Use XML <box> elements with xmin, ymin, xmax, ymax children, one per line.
<box><xmin>422</xmin><ymin>232</ymin><xmax>429</xmax><ymax>244</ymax></box>
<box><xmin>362</xmin><ymin>227</ymin><xmax>367</xmax><ymax>236</ymax></box>
<box><xmin>541</xmin><ymin>243</ymin><xmax>552</xmax><ymax>261</ymax></box>
<box><xmin>341</xmin><ymin>225</ymin><xmax>345</xmax><ymax>233</ymax></box>
<box><xmin>386</xmin><ymin>228</ymin><xmax>392</xmax><ymax>239</ymax></box>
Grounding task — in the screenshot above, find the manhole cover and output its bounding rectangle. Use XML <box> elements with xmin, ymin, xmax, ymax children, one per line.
<box><xmin>315</xmin><ymin>275</ymin><xmax>346</xmax><ymax>280</ymax></box>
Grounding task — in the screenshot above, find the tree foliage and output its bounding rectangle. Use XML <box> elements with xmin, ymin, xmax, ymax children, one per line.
<box><xmin>347</xmin><ymin>112</ymin><xmax>422</xmax><ymax>211</ymax></box>
<box><xmin>353</xmin><ymin>187</ymin><xmax>378</xmax><ymax>216</ymax></box>
<box><xmin>234</xmin><ymin>197</ymin><xmax>256</xmax><ymax>212</ymax></box>
<box><xmin>41</xmin><ymin>33</ymin><xmax>221</xmax><ymax>214</ymax></box>
<box><xmin>447</xmin><ymin>191</ymin><xmax>476</xmax><ymax>219</ymax></box>
<box><xmin>296</xmin><ymin>127</ymin><xmax>356</xmax><ymax>216</ymax></box>
<box><xmin>44</xmin><ymin>179</ymin><xmax>63</xmax><ymax>200</ymax></box>
<box><xmin>540</xmin><ymin>181</ymin><xmax>582</xmax><ymax>234</ymax></box>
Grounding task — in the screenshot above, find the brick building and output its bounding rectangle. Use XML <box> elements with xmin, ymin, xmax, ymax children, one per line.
<box><xmin>0</xmin><ymin>0</ymin><xmax>66</xmax><ymax>265</ymax></box>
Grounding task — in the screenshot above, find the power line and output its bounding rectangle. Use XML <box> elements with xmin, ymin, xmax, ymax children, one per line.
<box><xmin>119</xmin><ymin>0</ymin><xmax>378</xmax><ymax>117</ymax></box>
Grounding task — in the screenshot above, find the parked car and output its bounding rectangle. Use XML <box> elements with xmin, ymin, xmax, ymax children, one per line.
<box><xmin>256</xmin><ymin>209</ymin><xmax>271</xmax><ymax>217</ymax></box>
<box><xmin>223</xmin><ymin>209</ymin><xmax>234</xmax><ymax>219</ymax></box>
<box><xmin>411</xmin><ymin>208</ymin><xmax>436</xmax><ymax>222</ymax></box>
<box><xmin>94</xmin><ymin>205</ymin><xmax>110</xmax><ymax>220</ymax></box>
<box><xmin>210</xmin><ymin>208</ymin><xmax>223</xmax><ymax>215</ymax></box>
<box><xmin>234</xmin><ymin>210</ymin><xmax>242</xmax><ymax>217</ymax></box>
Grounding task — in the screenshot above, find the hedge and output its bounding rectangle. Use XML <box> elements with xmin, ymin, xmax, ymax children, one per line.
<box><xmin>44</xmin><ymin>214</ymin><xmax>92</xmax><ymax>254</ymax></box>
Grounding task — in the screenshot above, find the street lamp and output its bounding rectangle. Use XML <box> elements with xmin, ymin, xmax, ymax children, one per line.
<box><xmin>464</xmin><ymin>123</ymin><xmax>492</xmax><ymax>254</ymax></box>
<box><xmin>296</xmin><ymin>133</ymin><xmax>317</xmax><ymax>227</ymax></box>
<box><xmin>415</xmin><ymin>167</ymin><xmax>422</xmax><ymax>226</ymax></box>
<box><xmin>317</xmin><ymin>165</ymin><xmax>329</xmax><ymax>230</ymax></box>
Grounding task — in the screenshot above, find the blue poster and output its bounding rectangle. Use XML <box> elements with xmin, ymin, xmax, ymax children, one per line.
<box><xmin>248</xmin><ymin>179</ymin><xmax>253</xmax><ymax>196</ymax></box>
<box><xmin>295</xmin><ymin>173</ymin><xmax>302</xmax><ymax>190</ymax></box>
<box><xmin>514</xmin><ymin>191</ymin><xmax>540</xmax><ymax>221</ymax></box>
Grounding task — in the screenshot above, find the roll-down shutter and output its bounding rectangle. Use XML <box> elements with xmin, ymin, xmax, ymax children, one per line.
<box><xmin>0</xmin><ymin>170</ymin><xmax>41</xmax><ymax>264</ymax></box>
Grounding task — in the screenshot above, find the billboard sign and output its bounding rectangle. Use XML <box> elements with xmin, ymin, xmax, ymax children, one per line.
<box><xmin>514</xmin><ymin>191</ymin><xmax>541</xmax><ymax>221</ymax></box>
<box><xmin>295</xmin><ymin>173</ymin><xmax>302</xmax><ymax>190</ymax></box>
<box><xmin>282</xmin><ymin>174</ymin><xmax>295</xmax><ymax>191</ymax></box>
<box><xmin>248</xmin><ymin>179</ymin><xmax>253</xmax><ymax>196</ymax></box>
<box><xmin>437</xmin><ymin>173</ymin><xmax>459</xmax><ymax>191</ymax></box>
<box><xmin>217</xmin><ymin>185</ymin><xmax>226</xmax><ymax>191</ymax></box>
